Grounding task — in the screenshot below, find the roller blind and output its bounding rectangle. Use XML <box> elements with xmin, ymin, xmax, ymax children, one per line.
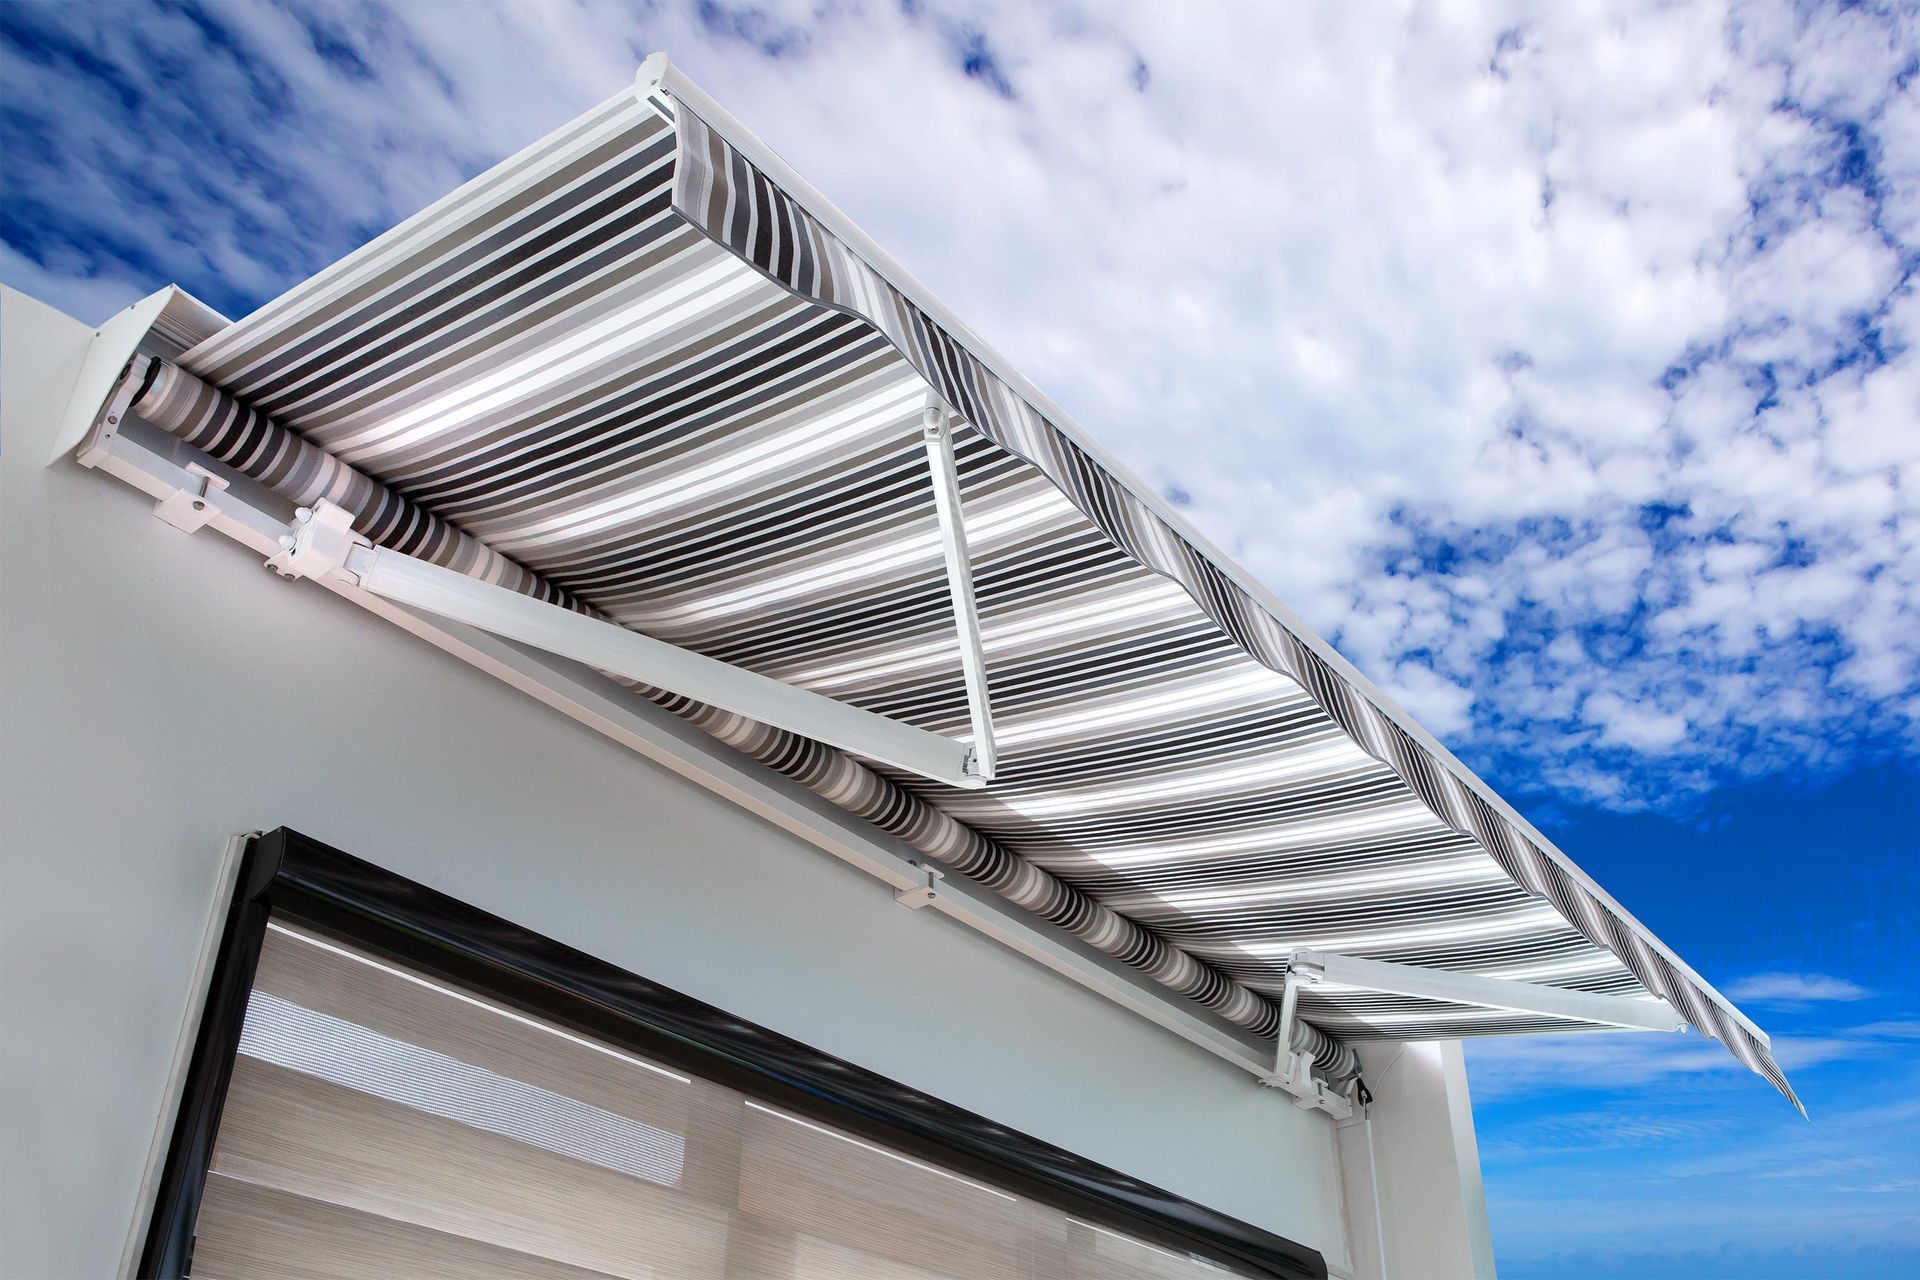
<box><xmin>189</xmin><ymin>923</ymin><xmax>1237</xmax><ymax>1279</ymax></box>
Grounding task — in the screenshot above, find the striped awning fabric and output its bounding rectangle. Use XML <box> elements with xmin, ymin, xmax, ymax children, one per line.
<box><xmin>128</xmin><ymin>58</ymin><xmax>1791</xmax><ymax>1105</ymax></box>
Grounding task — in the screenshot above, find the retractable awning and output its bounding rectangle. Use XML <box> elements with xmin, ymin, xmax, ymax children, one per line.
<box><xmin>106</xmin><ymin>54</ymin><xmax>1792</xmax><ymax>1108</ymax></box>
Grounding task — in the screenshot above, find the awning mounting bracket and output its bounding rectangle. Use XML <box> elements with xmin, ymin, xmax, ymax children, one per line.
<box><xmin>1260</xmin><ymin>954</ymin><xmax>1355</xmax><ymax>1119</ymax></box>
<box><xmin>80</xmin><ymin>355</ymin><xmax>149</xmax><ymax>472</ymax></box>
<box><xmin>152</xmin><ymin>464</ymin><xmax>230</xmax><ymax>534</ymax></box>
<box><xmin>895</xmin><ymin>860</ymin><xmax>945</xmax><ymax>910</ymax></box>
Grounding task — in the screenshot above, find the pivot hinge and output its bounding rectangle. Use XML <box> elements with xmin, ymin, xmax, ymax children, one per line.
<box><xmin>1258</xmin><ymin>954</ymin><xmax>1357</xmax><ymax>1119</ymax></box>
<box><xmin>266</xmin><ymin>500</ymin><xmax>368</xmax><ymax>583</ymax></box>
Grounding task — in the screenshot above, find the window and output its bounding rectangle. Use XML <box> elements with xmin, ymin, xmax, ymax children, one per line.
<box><xmin>141</xmin><ymin>829</ymin><xmax>1323</xmax><ymax>1280</ymax></box>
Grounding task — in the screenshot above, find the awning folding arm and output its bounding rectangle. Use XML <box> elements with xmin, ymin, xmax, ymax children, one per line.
<box><xmin>1288</xmin><ymin>949</ymin><xmax>1688</xmax><ymax>1034</ymax></box>
<box><xmin>68</xmin><ymin>387</ymin><xmax>1288</xmax><ymax>1086</ymax></box>
<box><xmin>266</xmin><ymin>500</ymin><xmax>997</xmax><ymax>790</ymax></box>
<box><xmin>921</xmin><ymin>395</ymin><xmax>998</xmax><ymax>781</ymax></box>
<box><xmin>1260</xmin><ymin>949</ymin><xmax>1684</xmax><ymax>1118</ymax></box>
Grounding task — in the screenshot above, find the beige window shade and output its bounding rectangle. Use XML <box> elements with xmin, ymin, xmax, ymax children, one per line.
<box><xmin>190</xmin><ymin>923</ymin><xmax>1237</xmax><ymax>1280</ymax></box>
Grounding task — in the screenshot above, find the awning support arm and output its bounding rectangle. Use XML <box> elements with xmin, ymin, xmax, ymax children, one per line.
<box><xmin>921</xmin><ymin>396</ymin><xmax>997</xmax><ymax>781</ymax></box>
<box><xmin>267</xmin><ymin>501</ymin><xmax>993</xmax><ymax>790</ymax></box>
<box><xmin>71</xmin><ymin>409</ymin><xmax>1283</xmax><ymax>1084</ymax></box>
<box><xmin>1289</xmin><ymin>949</ymin><xmax>1687</xmax><ymax>1033</ymax></box>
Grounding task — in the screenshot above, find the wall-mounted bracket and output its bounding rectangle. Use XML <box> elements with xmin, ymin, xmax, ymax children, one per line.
<box><xmin>895</xmin><ymin>860</ymin><xmax>945</xmax><ymax>910</ymax></box>
<box><xmin>78</xmin><ymin>353</ymin><xmax>152</xmax><ymax>472</ymax></box>
<box><xmin>1259</xmin><ymin>957</ymin><xmax>1355</xmax><ymax>1119</ymax></box>
<box><xmin>152</xmin><ymin>464</ymin><xmax>231</xmax><ymax>534</ymax></box>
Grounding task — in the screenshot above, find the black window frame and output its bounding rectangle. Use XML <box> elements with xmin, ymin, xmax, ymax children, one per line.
<box><xmin>140</xmin><ymin>827</ymin><xmax>1326</xmax><ymax>1279</ymax></box>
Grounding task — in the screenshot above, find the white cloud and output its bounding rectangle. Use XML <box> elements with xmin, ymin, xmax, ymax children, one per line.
<box><xmin>1464</xmin><ymin>1008</ymin><xmax>1918</xmax><ymax>1106</ymax></box>
<box><xmin>1849</xmin><ymin>1019</ymin><xmax>1920</xmax><ymax>1039</ymax></box>
<box><xmin>2</xmin><ymin>0</ymin><xmax>1914</xmax><ymax>812</ymax></box>
<box><xmin>0</xmin><ymin>241</ymin><xmax>141</xmax><ymax>327</ymax></box>
<box><xmin>1726</xmin><ymin>972</ymin><xmax>1872</xmax><ymax>1004</ymax></box>
<box><xmin>1471</xmin><ymin>1049</ymin><xmax>1920</xmax><ymax>1264</ymax></box>
<box><xmin>1462</xmin><ymin>1030</ymin><xmax>1858</xmax><ymax>1102</ymax></box>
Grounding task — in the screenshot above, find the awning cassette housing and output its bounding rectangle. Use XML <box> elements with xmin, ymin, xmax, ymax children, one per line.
<box><xmin>81</xmin><ymin>54</ymin><xmax>1790</xmax><ymax>1108</ymax></box>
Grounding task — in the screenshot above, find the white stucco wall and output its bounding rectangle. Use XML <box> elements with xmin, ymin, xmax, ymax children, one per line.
<box><xmin>1</xmin><ymin>286</ymin><xmax>1373</xmax><ymax>1277</ymax></box>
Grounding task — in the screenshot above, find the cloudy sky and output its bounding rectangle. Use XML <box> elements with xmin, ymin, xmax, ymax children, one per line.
<box><xmin>3</xmin><ymin>1</ymin><xmax>1916</xmax><ymax>1274</ymax></box>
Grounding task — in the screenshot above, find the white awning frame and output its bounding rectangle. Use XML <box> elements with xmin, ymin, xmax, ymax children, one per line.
<box><xmin>60</xmin><ymin>339</ymin><xmax>1285</xmax><ymax>1092</ymax></box>
<box><xmin>99</xmin><ymin>347</ymin><xmax>1002</xmax><ymax>792</ymax></box>
<box><xmin>53</xmin><ymin>35</ymin><xmax>1790</xmax><ymax>1096</ymax></box>
<box><xmin>55</xmin><ymin>305</ymin><xmax>1700</xmax><ymax>1119</ymax></box>
<box><xmin>645</xmin><ymin>52</ymin><xmax>1778</xmax><ymax>1064</ymax></box>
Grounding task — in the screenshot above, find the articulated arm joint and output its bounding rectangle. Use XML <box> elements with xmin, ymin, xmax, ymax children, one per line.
<box><xmin>265</xmin><ymin>500</ymin><xmax>369</xmax><ymax>583</ymax></box>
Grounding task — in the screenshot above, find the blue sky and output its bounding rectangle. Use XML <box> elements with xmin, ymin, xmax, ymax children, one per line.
<box><xmin>1466</xmin><ymin>764</ymin><xmax>1920</xmax><ymax>1277</ymax></box>
<box><xmin>3</xmin><ymin>2</ymin><xmax>1915</xmax><ymax>1275</ymax></box>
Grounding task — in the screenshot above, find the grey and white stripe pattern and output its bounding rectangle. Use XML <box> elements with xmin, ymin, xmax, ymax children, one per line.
<box><xmin>143</xmin><ymin>77</ymin><xmax>1789</xmax><ymax>1104</ymax></box>
<box><xmin>135</xmin><ymin>354</ymin><xmax>1347</xmax><ymax>1080</ymax></box>
<box><xmin>671</xmin><ymin>98</ymin><xmax>1795</xmax><ymax>1106</ymax></box>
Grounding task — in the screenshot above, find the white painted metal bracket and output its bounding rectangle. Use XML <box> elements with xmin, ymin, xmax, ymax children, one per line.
<box><xmin>266</xmin><ymin>502</ymin><xmax>364</xmax><ymax>580</ymax></box>
<box><xmin>1260</xmin><ymin>947</ymin><xmax>1683</xmax><ymax>1116</ymax></box>
<box><xmin>152</xmin><ymin>463</ymin><xmax>230</xmax><ymax>533</ymax></box>
<box><xmin>921</xmin><ymin>396</ymin><xmax>998</xmax><ymax>782</ymax></box>
<box><xmin>77</xmin><ymin>351</ymin><xmax>152</xmax><ymax>473</ymax></box>
<box><xmin>1293</xmin><ymin>948</ymin><xmax>1687</xmax><ymax>1033</ymax></box>
<box><xmin>1260</xmin><ymin>956</ymin><xmax>1357</xmax><ymax>1119</ymax></box>
<box><xmin>894</xmin><ymin>859</ymin><xmax>945</xmax><ymax>910</ymax></box>
<box><xmin>54</xmin><ymin>288</ymin><xmax>230</xmax><ymax>468</ymax></box>
<box><xmin>260</xmin><ymin>501</ymin><xmax>993</xmax><ymax>791</ymax></box>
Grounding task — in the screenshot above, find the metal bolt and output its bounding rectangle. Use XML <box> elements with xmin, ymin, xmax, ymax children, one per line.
<box><xmin>106</xmin><ymin>415</ymin><xmax>118</xmax><ymax>425</ymax></box>
<box><xmin>191</xmin><ymin>500</ymin><xmax>206</xmax><ymax>512</ymax></box>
